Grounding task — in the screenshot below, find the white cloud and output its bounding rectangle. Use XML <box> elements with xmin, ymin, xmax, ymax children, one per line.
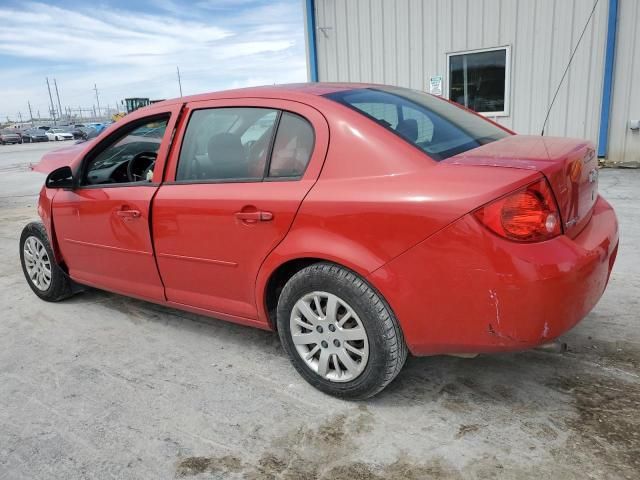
<box><xmin>0</xmin><ymin>0</ymin><xmax>307</xmax><ymax>121</ymax></box>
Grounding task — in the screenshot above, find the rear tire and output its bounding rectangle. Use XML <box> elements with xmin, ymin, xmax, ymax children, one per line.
<box><xmin>277</xmin><ymin>262</ymin><xmax>407</xmax><ymax>399</ymax></box>
<box><xmin>20</xmin><ymin>222</ymin><xmax>73</xmax><ymax>302</ymax></box>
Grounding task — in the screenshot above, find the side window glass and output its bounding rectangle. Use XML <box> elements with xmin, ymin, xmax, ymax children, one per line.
<box><xmin>351</xmin><ymin>102</ymin><xmax>398</xmax><ymax>128</ymax></box>
<box><xmin>268</xmin><ymin>112</ymin><xmax>314</xmax><ymax>178</ymax></box>
<box><xmin>83</xmin><ymin>117</ymin><xmax>168</xmax><ymax>185</ymax></box>
<box><xmin>400</xmin><ymin>106</ymin><xmax>434</xmax><ymax>144</ymax></box>
<box><xmin>176</xmin><ymin>108</ymin><xmax>278</xmax><ymax>181</ymax></box>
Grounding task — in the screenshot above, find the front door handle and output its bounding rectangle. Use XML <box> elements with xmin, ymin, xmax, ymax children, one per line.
<box><xmin>116</xmin><ymin>209</ymin><xmax>141</xmax><ymax>219</ymax></box>
<box><xmin>235</xmin><ymin>211</ymin><xmax>273</xmax><ymax>222</ymax></box>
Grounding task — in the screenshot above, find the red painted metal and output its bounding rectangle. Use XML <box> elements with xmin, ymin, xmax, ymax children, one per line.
<box><xmin>33</xmin><ymin>84</ymin><xmax>618</xmax><ymax>355</ymax></box>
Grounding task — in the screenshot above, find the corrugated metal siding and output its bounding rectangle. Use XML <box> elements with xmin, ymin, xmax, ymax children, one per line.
<box><xmin>608</xmin><ymin>0</ymin><xmax>640</xmax><ymax>165</ymax></box>
<box><xmin>313</xmin><ymin>0</ymin><xmax>608</xmax><ymax>144</ymax></box>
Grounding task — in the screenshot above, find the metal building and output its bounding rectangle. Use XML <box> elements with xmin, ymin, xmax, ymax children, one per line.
<box><xmin>303</xmin><ymin>0</ymin><xmax>639</xmax><ymax>165</ymax></box>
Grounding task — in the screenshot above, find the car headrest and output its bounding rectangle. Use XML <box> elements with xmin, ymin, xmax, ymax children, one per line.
<box><xmin>396</xmin><ymin>118</ymin><xmax>419</xmax><ymax>142</ymax></box>
<box><xmin>207</xmin><ymin>133</ymin><xmax>244</xmax><ymax>165</ymax></box>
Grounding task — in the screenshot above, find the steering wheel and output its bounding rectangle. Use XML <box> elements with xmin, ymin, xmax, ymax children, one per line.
<box><xmin>127</xmin><ymin>151</ymin><xmax>157</xmax><ymax>182</ymax></box>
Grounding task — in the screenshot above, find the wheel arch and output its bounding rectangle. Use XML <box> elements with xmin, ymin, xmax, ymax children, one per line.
<box><xmin>256</xmin><ymin>250</ymin><xmax>391</xmax><ymax>331</ymax></box>
<box><xmin>36</xmin><ymin>186</ymin><xmax>67</xmax><ymax>271</ymax></box>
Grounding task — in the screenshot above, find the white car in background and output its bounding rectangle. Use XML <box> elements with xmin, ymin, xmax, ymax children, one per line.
<box><xmin>45</xmin><ymin>128</ymin><xmax>73</xmax><ymax>141</ymax></box>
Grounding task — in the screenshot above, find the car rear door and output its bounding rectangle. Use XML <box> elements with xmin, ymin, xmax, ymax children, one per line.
<box><xmin>51</xmin><ymin>104</ymin><xmax>182</xmax><ymax>300</ymax></box>
<box><xmin>152</xmin><ymin>98</ymin><xmax>329</xmax><ymax>322</ymax></box>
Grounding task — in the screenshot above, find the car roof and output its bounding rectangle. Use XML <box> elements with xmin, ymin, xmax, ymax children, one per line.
<box><xmin>145</xmin><ymin>82</ymin><xmax>379</xmax><ymax>110</ymax></box>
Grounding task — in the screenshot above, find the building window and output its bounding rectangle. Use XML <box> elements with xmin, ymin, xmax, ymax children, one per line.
<box><xmin>447</xmin><ymin>46</ymin><xmax>510</xmax><ymax>116</ymax></box>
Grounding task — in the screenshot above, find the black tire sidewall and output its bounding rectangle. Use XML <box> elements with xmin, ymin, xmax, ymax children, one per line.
<box><xmin>277</xmin><ymin>263</ymin><xmax>402</xmax><ymax>399</ymax></box>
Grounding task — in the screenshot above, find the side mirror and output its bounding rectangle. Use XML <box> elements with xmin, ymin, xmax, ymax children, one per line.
<box><xmin>45</xmin><ymin>166</ymin><xmax>74</xmax><ymax>189</ymax></box>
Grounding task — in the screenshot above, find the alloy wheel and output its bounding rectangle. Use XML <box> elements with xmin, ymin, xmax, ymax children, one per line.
<box><xmin>289</xmin><ymin>291</ymin><xmax>369</xmax><ymax>382</ymax></box>
<box><xmin>23</xmin><ymin>236</ymin><xmax>52</xmax><ymax>291</ymax></box>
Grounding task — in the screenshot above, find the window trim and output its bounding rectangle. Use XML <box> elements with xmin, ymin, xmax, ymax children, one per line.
<box><xmin>76</xmin><ymin>113</ymin><xmax>171</xmax><ymax>189</ymax></box>
<box><xmin>445</xmin><ymin>45</ymin><xmax>511</xmax><ymax>118</ymax></box>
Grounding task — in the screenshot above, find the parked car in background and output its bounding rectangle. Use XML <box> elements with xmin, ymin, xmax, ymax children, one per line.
<box><xmin>0</xmin><ymin>129</ymin><xmax>22</xmax><ymax>144</ymax></box>
<box><xmin>23</xmin><ymin>84</ymin><xmax>619</xmax><ymax>399</ymax></box>
<box><xmin>71</xmin><ymin>126</ymin><xmax>99</xmax><ymax>142</ymax></box>
<box><xmin>85</xmin><ymin>122</ymin><xmax>106</xmax><ymax>133</ymax></box>
<box><xmin>21</xmin><ymin>129</ymin><xmax>50</xmax><ymax>143</ymax></box>
<box><xmin>70</xmin><ymin>126</ymin><xmax>87</xmax><ymax>139</ymax></box>
<box><xmin>36</xmin><ymin>126</ymin><xmax>51</xmax><ymax>131</ymax></box>
<box><xmin>45</xmin><ymin>128</ymin><xmax>74</xmax><ymax>141</ymax></box>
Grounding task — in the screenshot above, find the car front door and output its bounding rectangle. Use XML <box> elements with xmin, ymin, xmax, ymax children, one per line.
<box><xmin>152</xmin><ymin>98</ymin><xmax>329</xmax><ymax>323</ymax></box>
<box><xmin>51</xmin><ymin>105</ymin><xmax>182</xmax><ymax>300</ymax></box>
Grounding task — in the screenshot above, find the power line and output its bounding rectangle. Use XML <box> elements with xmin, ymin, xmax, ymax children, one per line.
<box><xmin>541</xmin><ymin>0</ymin><xmax>600</xmax><ymax>135</ymax></box>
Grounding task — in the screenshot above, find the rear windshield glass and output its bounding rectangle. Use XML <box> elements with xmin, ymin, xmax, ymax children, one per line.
<box><xmin>324</xmin><ymin>87</ymin><xmax>510</xmax><ymax>161</ymax></box>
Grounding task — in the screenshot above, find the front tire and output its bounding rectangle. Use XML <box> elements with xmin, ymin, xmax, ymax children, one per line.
<box><xmin>277</xmin><ymin>262</ymin><xmax>407</xmax><ymax>399</ymax></box>
<box><xmin>20</xmin><ymin>222</ymin><xmax>72</xmax><ymax>302</ymax></box>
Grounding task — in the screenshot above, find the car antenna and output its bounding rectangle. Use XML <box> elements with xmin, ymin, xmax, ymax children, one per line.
<box><xmin>540</xmin><ymin>0</ymin><xmax>600</xmax><ymax>136</ymax></box>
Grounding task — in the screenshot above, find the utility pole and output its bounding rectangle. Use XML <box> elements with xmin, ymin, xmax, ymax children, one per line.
<box><xmin>92</xmin><ymin>105</ymin><xmax>97</xmax><ymax>118</ymax></box>
<box><xmin>78</xmin><ymin>106</ymin><xmax>83</xmax><ymax>120</ymax></box>
<box><xmin>177</xmin><ymin>66</ymin><xmax>183</xmax><ymax>97</ymax></box>
<box><xmin>46</xmin><ymin>77</ymin><xmax>57</xmax><ymax>125</ymax></box>
<box><xmin>93</xmin><ymin>83</ymin><xmax>101</xmax><ymax>118</ymax></box>
<box><xmin>28</xmin><ymin>101</ymin><xmax>34</xmax><ymax>125</ymax></box>
<box><xmin>18</xmin><ymin>112</ymin><xmax>23</xmax><ymax>124</ymax></box>
<box><xmin>54</xmin><ymin>79</ymin><xmax>63</xmax><ymax>121</ymax></box>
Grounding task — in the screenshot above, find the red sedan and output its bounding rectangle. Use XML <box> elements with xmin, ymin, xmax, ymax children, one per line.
<box><xmin>21</xmin><ymin>84</ymin><xmax>618</xmax><ymax>398</ymax></box>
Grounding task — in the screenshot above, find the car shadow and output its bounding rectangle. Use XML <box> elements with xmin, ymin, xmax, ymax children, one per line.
<box><xmin>65</xmin><ymin>287</ymin><xmax>574</xmax><ymax>408</ymax></box>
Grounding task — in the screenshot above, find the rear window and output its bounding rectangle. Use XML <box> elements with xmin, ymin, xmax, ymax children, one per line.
<box><xmin>324</xmin><ymin>87</ymin><xmax>510</xmax><ymax>161</ymax></box>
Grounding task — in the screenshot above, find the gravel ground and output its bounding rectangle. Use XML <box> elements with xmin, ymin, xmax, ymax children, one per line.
<box><xmin>0</xmin><ymin>141</ymin><xmax>638</xmax><ymax>479</ymax></box>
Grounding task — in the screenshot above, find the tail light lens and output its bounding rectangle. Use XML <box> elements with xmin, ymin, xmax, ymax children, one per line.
<box><xmin>474</xmin><ymin>177</ymin><xmax>562</xmax><ymax>242</ymax></box>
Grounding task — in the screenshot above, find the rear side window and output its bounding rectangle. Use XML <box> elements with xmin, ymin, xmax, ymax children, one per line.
<box><xmin>325</xmin><ymin>87</ymin><xmax>509</xmax><ymax>160</ymax></box>
<box><xmin>176</xmin><ymin>108</ymin><xmax>278</xmax><ymax>181</ymax></box>
<box><xmin>350</xmin><ymin>103</ymin><xmax>398</xmax><ymax>128</ymax></box>
<box><xmin>268</xmin><ymin>112</ymin><xmax>314</xmax><ymax>178</ymax></box>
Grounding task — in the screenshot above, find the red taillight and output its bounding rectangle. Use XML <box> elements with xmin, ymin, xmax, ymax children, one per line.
<box><xmin>474</xmin><ymin>178</ymin><xmax>562</xmax><ymax>242</ymax></box>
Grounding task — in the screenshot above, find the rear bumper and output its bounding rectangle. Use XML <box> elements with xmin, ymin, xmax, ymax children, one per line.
<box><xmin>368</xmin><ymin>195</ymin><xmax>619</xmax><ymax>356</ymax></box>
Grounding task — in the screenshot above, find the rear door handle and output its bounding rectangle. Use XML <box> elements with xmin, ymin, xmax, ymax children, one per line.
<box><xmin>235</xmin><ymin>211</ymin><xmax>273</xmax><ymax>222</ymax></box>
<box><xmin>116</xmin><ymin>209</ymin><xmax>141</xmax><ymax>219</ymax></box>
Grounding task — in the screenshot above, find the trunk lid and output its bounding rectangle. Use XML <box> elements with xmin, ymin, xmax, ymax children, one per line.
<box><xmin>445</xmin><ymin>135</ymin><xmax>599</xmax><ymax>238</ymax></box>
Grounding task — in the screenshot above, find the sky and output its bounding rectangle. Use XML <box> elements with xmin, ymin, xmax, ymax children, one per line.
<box><xmin>0</xmin><ymin>0</ymin><xmax>308</xmax><ymax>122</ymax></box>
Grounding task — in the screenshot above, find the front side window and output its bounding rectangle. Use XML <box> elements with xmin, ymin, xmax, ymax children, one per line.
<box><xmin>176</xmin><ymin>108</ymin><xmax>278</xmax><ymax>181</ymax></box>
<box><xmin>325</xmin><ymin>87</ymin><xmax>509</xmax><ymax>161</ymax></box>
<box><xmin>83</xmin><ymin>117</ymin><xmax>168</xmax><ymax>185</ymax></box>
<box><xmin>448</xmin><ymin>47</ymin><xmax>509</xmax><ymax>114</ymax></box>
